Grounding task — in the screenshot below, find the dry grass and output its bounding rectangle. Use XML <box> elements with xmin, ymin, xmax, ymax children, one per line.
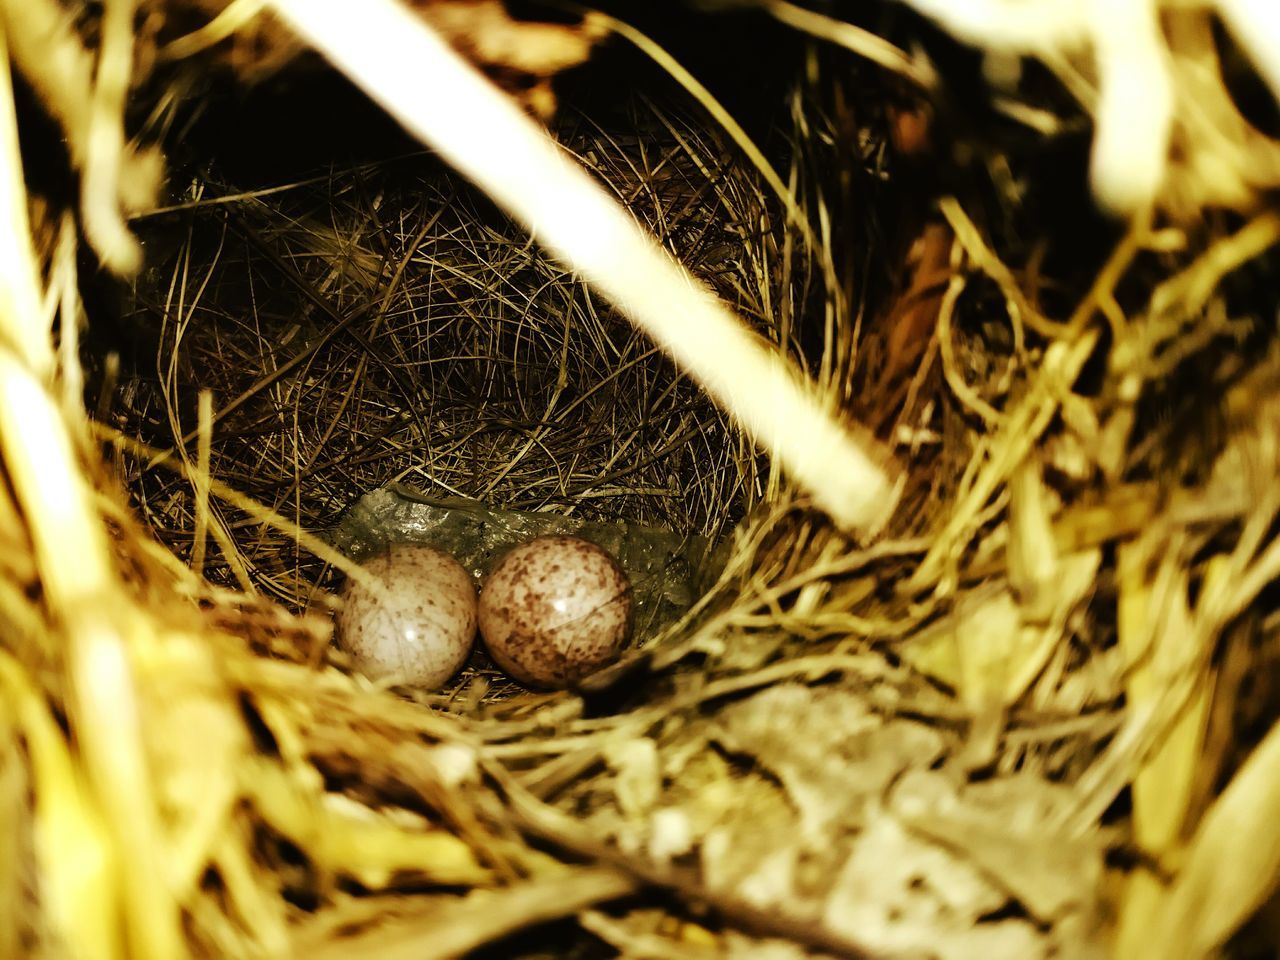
<box><xmin>2</xmin><ymin>2</ymin><xmax>1280</xmax><ymax>959</ymax></box>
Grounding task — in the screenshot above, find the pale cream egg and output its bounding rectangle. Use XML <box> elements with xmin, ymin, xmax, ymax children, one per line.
<box><xmin>478</xmin><ymin>535</ymin><xmax>633</xmax><ymax>689</ymax></box>
<box><xmin>337</xmin><ymin>543</ymin><xmax>477</xmax><ymax>689</ymax></box>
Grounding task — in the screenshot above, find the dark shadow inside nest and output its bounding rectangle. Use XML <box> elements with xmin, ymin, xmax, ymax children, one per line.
<box><xmin>99</xmin><ymin>42</ymin><xmax>876</xmax><ymax>623</ymax></box>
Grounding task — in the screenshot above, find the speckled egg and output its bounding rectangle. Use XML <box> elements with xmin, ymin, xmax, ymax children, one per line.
<box><xmin>337</xmin><ymin>543</ymin><xmax>477</xmax><ymax>689</ymax></box>
<box><xmin>478</xmin><ymin>535</ymin><xmax>633</xmax><ymax>689</ymax></box>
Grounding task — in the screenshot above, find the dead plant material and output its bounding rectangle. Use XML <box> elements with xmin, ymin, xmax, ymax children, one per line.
<box><xmin>3</xmin><ymin>1</ymin><xmax>1280</xmax><ymax>959</ymax></box>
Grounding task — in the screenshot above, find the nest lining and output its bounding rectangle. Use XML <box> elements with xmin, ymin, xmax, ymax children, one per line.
<box><xmin>114</xmin><ymin>94</ymin><xmax>791</xmax><ymax>611</ymax></box>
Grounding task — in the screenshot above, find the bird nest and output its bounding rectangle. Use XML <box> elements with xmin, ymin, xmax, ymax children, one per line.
<box><xmin>4</xmin><ymin>2</ymin><xmax>1280</xmax><ymax>959</ymax></box>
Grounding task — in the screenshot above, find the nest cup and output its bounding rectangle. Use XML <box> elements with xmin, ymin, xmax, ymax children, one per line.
<box><xmin>115</xmin><ymin>70</ymin><xmax>805</xmax><ymax>678</ymax></box>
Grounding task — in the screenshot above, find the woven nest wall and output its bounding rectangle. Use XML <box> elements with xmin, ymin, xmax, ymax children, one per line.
<box><xmin>117</xmin><ymin>97</ymin><xmax>777</xmax><ymax>593</ymax></box>
<box><xmin>7</xmin><ymin>2</ymin><xmax>1280</xmax><ymax>959</ymax></box>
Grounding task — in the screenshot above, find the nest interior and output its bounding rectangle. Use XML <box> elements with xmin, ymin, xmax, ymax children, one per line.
<box><xmin>6</xmin><ymin>2</ymin><xmax>1280</xmax><ymax>960</ymax></box>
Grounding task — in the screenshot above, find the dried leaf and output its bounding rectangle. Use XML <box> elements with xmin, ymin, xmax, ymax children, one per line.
<box><xmin>894</xmin><ymin>770</ymin><xmax>1103</xmax><ymax>923</ymax></box>
<box><xmin>823</xmin><ymin>812</ymin><xmax>1046</xmax><ymax>960</ymax></box>
<box><xmin>713</xmin><ymin>684</ymin><xmax>945</xmax><ymax>836</ymax></box>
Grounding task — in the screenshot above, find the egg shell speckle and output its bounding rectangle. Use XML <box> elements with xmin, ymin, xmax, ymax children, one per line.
<box><xmin>337</xmin><ymin>543</ymin><xmax>477</xmax><ymax>689</ymax></box>
<box><xmin>478</xmin><ymin>535</ymin><xmax>633</xmax><ymax>689</ymax></box>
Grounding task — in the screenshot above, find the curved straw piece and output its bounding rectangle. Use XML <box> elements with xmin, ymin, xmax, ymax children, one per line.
<box><xmin>263</xmin><ymin>0</ymin><xmax>899</xmax><ymax>534</ymax></box>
